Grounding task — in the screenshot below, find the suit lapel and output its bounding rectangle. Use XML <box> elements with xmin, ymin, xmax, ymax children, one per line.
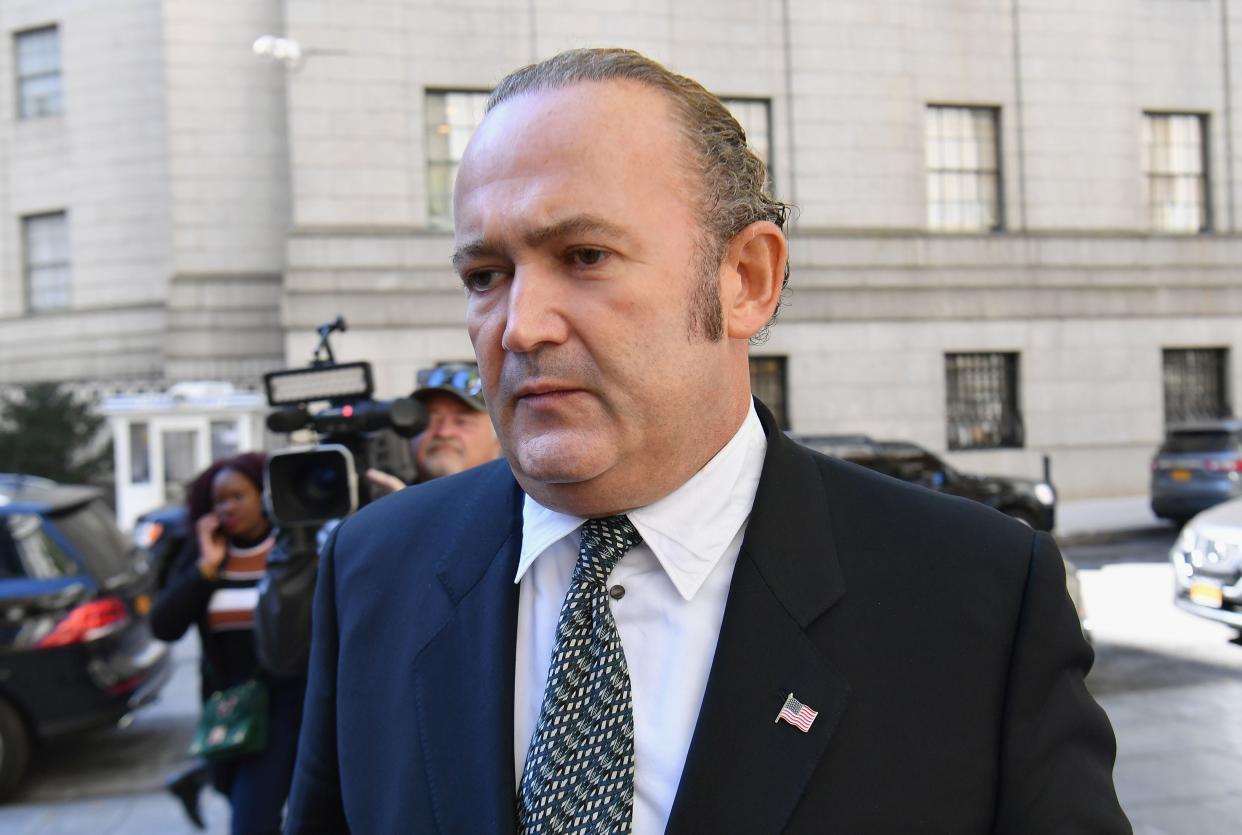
<box><xmin>412</xmin><ymin>463</ymin><xmax>524</xmax><ymax>835</ymax></box>
<box><xmin>667</xmin><ymin>403</ymin><xmax>851</xmax><ymax>834</ymax></box>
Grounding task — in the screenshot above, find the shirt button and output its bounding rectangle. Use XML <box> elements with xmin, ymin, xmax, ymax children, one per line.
<box><xmin>608</xmin><ymin>584</ymin><xmax>625</xmax><ymax>600</ymax></box>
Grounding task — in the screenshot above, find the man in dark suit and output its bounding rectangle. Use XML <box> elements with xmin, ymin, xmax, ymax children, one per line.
<box><xmin>287</xmin><ymin>48</ymin><xmax>1130</xmax><ymax>834</ymax></box>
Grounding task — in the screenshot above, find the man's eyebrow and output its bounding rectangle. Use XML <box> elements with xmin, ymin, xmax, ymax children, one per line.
<box><xmin>451</xmin><ymin>214</ymin><xmax>633</xmax><ymax>272</ymax></box>
<box><xmin>451</xmin><ymin>240</ymin><xmax>499</xmax><ymax>273</ymax></box>
<box><xmin>522</xmin><ymin>215</ymin><xmax>631</xmax><ymax>248</ymax></box>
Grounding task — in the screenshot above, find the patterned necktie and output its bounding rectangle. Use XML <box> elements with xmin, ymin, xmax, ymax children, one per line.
<box><xmin>519</xmin><ymin>515</ymin><xmax>643</xmax><ymax>834</ymax></box>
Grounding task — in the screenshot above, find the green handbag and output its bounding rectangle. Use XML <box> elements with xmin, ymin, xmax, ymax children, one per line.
<box><xmin>189</xmin><ymin>679</ymin><xmax>269</xmax><ymax>762</ymax></box>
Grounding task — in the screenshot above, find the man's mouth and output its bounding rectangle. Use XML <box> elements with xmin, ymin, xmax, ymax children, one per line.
<box><xmin>514</xmin><ymin>380</ymin><xmax>585</xmax><ymax>405</ymax></box>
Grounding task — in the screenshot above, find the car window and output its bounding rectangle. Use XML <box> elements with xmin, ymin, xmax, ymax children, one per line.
<box><xmin>48</xmin><ymin>500</ymin><xmax>132</xmax><ymax>582</ymax></box>
<box><xmin>1162</xmin><ymin>431</ymin><xmax>1235</xmax><ymax>454</ymax></box>
<box><xmin>0</xmin><ymin>513</ymin><xmax>82</xmax><ymax>580</ymax></box>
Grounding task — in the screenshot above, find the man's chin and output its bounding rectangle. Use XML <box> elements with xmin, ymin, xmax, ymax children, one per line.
<box><xmin>508</xmin><ymin>435</ymin><xmax>613</xmax><ymax>487</ymax></box>
<box><xmin>419</xmin><ymin>455</ymin><xmax>466</xmax><ymax>480</ymax></box>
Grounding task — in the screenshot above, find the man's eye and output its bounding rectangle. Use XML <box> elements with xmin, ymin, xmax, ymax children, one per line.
<box><xmin>569</xmin><ymin>248</ymin><xmax>608</xmax><ymax>267</ymax></box>
<box><xmin>463</xmin><ymin>270</ymin><xmax>504</xmax><ymax>292</ymax></box>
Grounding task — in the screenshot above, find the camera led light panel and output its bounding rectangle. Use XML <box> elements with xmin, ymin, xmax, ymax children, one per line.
<box><xmin>265</xmin><ymin>362</ymin><xmax>373</xmax><ymax>406</ymax></box>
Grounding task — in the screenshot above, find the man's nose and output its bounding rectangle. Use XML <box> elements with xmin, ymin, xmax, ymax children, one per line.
<box><xmin>501</xmin><ymin>267</ymin><xmax>568</xmax><ymax>353</ymax></box>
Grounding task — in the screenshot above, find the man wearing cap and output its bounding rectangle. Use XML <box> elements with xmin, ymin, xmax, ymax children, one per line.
<box><xmin>365</xmin><ymin>362</ymin><xmax>501</xmax><ymax>493</ymax></box>
<box><xmin>289</xmin><ymin>48</ymin><xmax>1128</xmax><ymax>834</ymax></box>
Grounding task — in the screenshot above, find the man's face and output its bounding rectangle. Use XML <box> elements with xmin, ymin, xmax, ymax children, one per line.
<box><xmin>414</xmin><ymin>392</ymin><xmax>501</xmax><ymax>481</ymax></box>
<box><xmin>452</xmin><ymin>80</ymin><xmax>749</xmax><ymax>516</ymax></box>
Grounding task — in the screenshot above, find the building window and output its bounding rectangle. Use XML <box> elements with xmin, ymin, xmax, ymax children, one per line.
<box><xmin>1143</xmin><ymin>112</ymin><xmax>1210</xmax><ymax>233</ymax></box>
<box><xmin>925</xmin><ymin>105</ymin><xmax>1001</xmax><ymax>232</ymax></box>
<box><xmin>945</xmin><ymin>352</ymin><xmax>1023</xmax><ymax>450</ymax></box>
<box><xmin>723</xmin><ymin>98</ymin><xmax>773</xmax><ymax>188</ymax></box>
<box><xmin>425</xmin><ymin>90</ymin><xmax>489</xmax><ymax>229</ymax></box>
<box><xmin>749</xmin><ymin>356</ymin><xmax>788</xmax><ymax>429</ymax></box>
<box><xmin>129</xmin><ymin>422</ymin><xmax>150</xmax><ymax>484</ymax></box>
<box><xmin>15</xmin><ymin>26</ymin><xmax>63</xmax><ymax>119</ymax></box>
<box><xmin>22</xmin><ymin>211</ymin><xmax>71</xmax><ymax>311</ymax></box>
<box><xmin>1163</xmin><ymin>348</ymin><xmax>1230</xmax><ymax>426</ymax></box>
<box><xmin>210</xmin><ymin>420</ymin><xmax>241</xmax><ymax>461</ymax></box>
<box><xmin>161</xmin><ymin>429</ymin><xmax>199</xmax><ymax>503</ymax></box>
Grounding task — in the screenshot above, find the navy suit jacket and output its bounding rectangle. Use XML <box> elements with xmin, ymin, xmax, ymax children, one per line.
<box><xmin>286</xmin><ymin>401</ymin><xmax>1130</xmax><ymax>833</ymax></box>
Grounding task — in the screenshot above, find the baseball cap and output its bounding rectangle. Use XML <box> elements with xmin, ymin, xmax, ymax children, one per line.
<box><xmin>413</xmin><ymin>362</ymin><xmax>486</xmax><ymax>411</ymax></box>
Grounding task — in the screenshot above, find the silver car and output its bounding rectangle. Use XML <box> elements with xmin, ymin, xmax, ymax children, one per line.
<box><xmin>1170</xmin><ymin>496</ymin><xmax>1242</xmax><ymax>635</ymax></box>
<box><xmin>1150</xmin><ymin>419</ymin><xmax>1242</xmax><ymax>524</ymax></box>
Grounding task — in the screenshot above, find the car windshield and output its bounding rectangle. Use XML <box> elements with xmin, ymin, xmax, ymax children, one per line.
<box><xmin>0</xmin><ymin>513</ymin><xmax>82</xmax><ymax>580</ymax></box>
<box><xmin>1162</xmin><ymin>431</ymin><xmax>1236</xmax><ymax>454</ymax></box>
<box><xmin>48</xmin><ymin>500</ymin><xmax>133</xmax><ymax>583</ymax></box>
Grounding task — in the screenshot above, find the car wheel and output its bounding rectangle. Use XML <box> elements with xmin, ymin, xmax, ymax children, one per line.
<box><xmin>0</xmin><ymin>697</ymin><xmax>30</xmax><ymax>802</ymax></box>
<box><xmin>1003</xmin><ymin>508</ymin><xmax>1038</xmax><ymax>529</ymax></box>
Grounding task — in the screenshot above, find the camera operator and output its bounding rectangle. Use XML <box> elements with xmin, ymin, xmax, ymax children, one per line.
<box><xmin>253</xmin><ymin>362</ymin><xmax>500</xmax><ymax>687</ymax></box>
<box><xmin>364</xmin><ymin>362</ymin><xmax>501</xmax><ymax>495</ymax></box>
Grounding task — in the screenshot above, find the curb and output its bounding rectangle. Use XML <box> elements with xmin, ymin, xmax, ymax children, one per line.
<box><xmin>1054</xmin><ymin>524</ymin><xmax>1175</xmax><ymax>547</ymax></box>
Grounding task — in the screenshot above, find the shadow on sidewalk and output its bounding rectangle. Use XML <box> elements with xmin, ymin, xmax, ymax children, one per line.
<box><xmin>1088</xmin><ymin>638</ymin><xmax>1242</xmax><ymax>696</ymax></box>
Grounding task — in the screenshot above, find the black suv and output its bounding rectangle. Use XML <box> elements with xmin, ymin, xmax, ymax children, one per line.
<box><xmin>0</xmin><ymin>475</ymin><xmax>171</xmax><ymax>801</ymax></box>
<box><xmin>791</xmin><ymin>435</ymin><xmax>1057</xmax><ymax>531</ymax></box>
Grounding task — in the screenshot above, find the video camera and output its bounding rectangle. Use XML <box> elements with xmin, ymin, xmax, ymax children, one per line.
<box><xmin>263</xmin><ymin>317</ymin><xmax>427</xmax><ymax>526</ymax></box>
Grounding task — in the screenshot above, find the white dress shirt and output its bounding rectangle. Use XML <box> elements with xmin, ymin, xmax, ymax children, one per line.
<box><xmin>514</xmin><ymin>402</ymin><xmax>767</xmax><ymax>834</ymax></box>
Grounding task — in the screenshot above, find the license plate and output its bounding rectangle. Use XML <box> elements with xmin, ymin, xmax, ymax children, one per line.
<box><xmin>1172</xmin><ymin>469</ymin><xmax>1192</xmax><ymax>481</ymax></box>
<box><xmin>1189</xmin><ymin>581</ymin><xmax>1224</xmax><ymax>608</ymax></box>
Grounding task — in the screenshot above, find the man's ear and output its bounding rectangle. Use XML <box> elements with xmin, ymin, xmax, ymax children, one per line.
<box><xmin>721</xmin><ymin>221</ymin><xmax>787</xmax><ymax>341</ymax></box>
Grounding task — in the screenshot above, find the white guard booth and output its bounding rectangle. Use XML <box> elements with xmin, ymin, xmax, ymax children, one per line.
<box><xmin>101</xmin><ymin>382</ymin><xmax>269</xmax><ymax>532</ymax></box>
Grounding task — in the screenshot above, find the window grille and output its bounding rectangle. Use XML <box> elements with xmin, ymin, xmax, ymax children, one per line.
<box><xmin>945</xmin><ymin>352</ymin><xmax>1023</xmax><ymax>450</ymax></box>
<box><xmin>1163</xmin><ymin>348</ymin><xmax>1230</xmax><ymax>425</ymax></box>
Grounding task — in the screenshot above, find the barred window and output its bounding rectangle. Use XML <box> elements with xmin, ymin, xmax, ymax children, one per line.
<box><xmin>1143</xmin><ymin>113</ymin><xmax>1209</xmax><ymax>233</ymax></box>
<box><xmin>22</xmin><ymin>211</ymin><xmax>71</xmax><ymax>311</ymax></box>
<box><xmin>749</xmin><ymin>356</ymin><xmax>788</xmax><ymax>429</ymax></box>
<box><xmin>15</xmin><ymin>26</ymin><xmax>63</xmax><ymax>119</ymax></box>
<box><xmin>425</xmin><ymin>91</ymin><xmax>489</xmax><ymax>229</ymax></box>
<box><xmin>1163</xmin><ymin>348</ymin><xmax>1230</xmax><ymax>426</ymax></box>
<box><xmin>723</xmin><ymin>98</ymin><xmax>773</xmax><ymax>189</ymax></box>
<box><xmin>926</xmin><ymin>105</ymin><xmax>1002</xmax><ymax>232</ymax></box>
<box><xmin>945</xmin><ymin>352</ymin><xmax>1023</xmax><ymax>450</ymax></box>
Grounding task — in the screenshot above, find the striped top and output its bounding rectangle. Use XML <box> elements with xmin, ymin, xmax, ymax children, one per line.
<box><xmin>206</xmin><ymin>534</ymin><xmax>275</xmax><ymax>633</ymax></box>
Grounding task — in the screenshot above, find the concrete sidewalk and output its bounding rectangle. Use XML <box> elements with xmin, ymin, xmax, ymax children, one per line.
<box><xmin>1055</xmin><ymin>495</ymin><xmax>1172</xmax><ymax>544</ymax></box>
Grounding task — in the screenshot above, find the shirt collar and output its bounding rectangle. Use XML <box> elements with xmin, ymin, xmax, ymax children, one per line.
<box><xmin>516</xmin><ymin>402</ymin><xmax>768</xmax><ymax>601</ymax></box>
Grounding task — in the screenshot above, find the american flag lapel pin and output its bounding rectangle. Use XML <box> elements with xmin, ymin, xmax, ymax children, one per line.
<box><xmin>775</xmin><ymin>692</ymin><xmax>818</xmax><ymax>733</ymax></box>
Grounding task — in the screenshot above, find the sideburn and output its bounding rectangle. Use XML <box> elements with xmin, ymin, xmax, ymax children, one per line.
<box><xmin>686</xmin><ymin>244</ymin><xmax>725</xmax><ymax>342</ymax></box>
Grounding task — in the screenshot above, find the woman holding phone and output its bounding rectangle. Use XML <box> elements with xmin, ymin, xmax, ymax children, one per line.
<box><xmin>151</xmin><ymin>452</ymin><xmax>303</xmax><ymax>835</ymax></box>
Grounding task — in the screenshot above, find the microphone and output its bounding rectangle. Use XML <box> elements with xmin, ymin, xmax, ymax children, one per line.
<box><xmin>266</xmin><ymin>406</ymin><xmax>311</xmax><ymax>434</ymax></box>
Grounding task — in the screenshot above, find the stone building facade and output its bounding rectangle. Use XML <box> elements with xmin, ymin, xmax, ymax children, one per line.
<box><xmin>3</xmin><ymin>0</ymin><xmax>1241</xmax><ymax>497</ymax></box>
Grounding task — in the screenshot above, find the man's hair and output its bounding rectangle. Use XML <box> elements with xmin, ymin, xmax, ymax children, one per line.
<box><xmin>486</xmin><ymin>48</ymin><xmax>792</xmax><ymax>342</ymax></box>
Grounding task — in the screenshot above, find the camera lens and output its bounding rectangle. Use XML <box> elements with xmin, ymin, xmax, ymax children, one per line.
<box><xmin>267</xmin><ymin>446</ymin><xmax>357</xmax><ymax>525</ymax></box>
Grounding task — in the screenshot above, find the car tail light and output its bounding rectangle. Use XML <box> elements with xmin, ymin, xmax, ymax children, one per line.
<box><xmin>1202</xmin><ymin>459</ymin><xmax>1242</xmax><ymax>472</ymax></box>
<box><xmin>36</xmin><ymin>597</ymin><xmax>130</xmax><ymax>648</ymax></box>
